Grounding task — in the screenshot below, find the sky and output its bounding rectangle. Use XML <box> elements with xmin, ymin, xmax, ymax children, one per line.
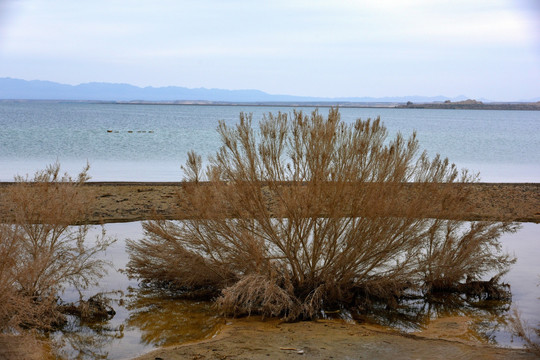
<box><xmin>0</xmin><ymin>0</ymin><xmax>539</xmax><ymax>101</ymax></box>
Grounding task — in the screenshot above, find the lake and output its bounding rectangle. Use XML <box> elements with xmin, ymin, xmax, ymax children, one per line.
<box><xmin>0</xmin><ymin>102</ymin><xmax>539</xmax><ymax>182</ymax></box>
<box><xmin>1</xmin><ymin>102</ymin><xmax>539</xmax><ymax>358</ymax></box>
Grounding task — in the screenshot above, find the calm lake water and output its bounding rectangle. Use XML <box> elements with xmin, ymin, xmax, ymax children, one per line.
<box><xmin>0</xmin><ymin>102</ymin><xmax>539</xmax><ymax>182</ymax></box>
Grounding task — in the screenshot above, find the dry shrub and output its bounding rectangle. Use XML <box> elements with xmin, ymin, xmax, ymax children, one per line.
<box><xmin>418</xmin><ymin>219</ymin><xmax>517</xmax><ymax>295</ymax></box>
<box><xmin>127</xmin><ymin>109</ymin><xmax>515</xmax><ymax>321</ymax></box>
<box><xmin>0</xmin><ymin>163</ymin><xmax>114</xmax><ymax>333</ymax></box>
<box><xmin>217</xmin><ymin>274</ymin><xmax>301</xmax><ymax>319</ymax></box>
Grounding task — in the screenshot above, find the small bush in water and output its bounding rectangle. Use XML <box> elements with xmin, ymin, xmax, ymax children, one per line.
<box><xmin>0</xmin><ymin>163</ymin><xmax>114</xmax><ymax>334</ymax></box>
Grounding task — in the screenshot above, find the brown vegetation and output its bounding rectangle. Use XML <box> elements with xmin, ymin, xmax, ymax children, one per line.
<box><xmin>126</xmin><ymin>109</ymin><xmax>516</xmax><ymax>321</ymax></box>
<box><xmin>0</xmin><ymin>163</ymin><xmax>114</xmax><ymax>358</ymax></box>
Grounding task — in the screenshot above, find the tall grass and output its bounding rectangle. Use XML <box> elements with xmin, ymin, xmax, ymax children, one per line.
<box><xmin>127</xmin><ymin>108</ymin><xmax>516</xmax><ymax>321</ymax></box>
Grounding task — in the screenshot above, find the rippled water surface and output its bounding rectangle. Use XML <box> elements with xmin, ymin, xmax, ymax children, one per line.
<box><xmin>1</xmin><ymin>102</ymin><xmax>538</xmax><ymax>181</ymax></box>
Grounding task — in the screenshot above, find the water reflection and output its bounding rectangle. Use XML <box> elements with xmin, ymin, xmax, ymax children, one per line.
<box><xmin>50</xmin><ymin>222</ymin><xmax>539</xmax><ymax>359</ymax></box>
<box><xmin>124</xmin><ymin>287</ymin><xmax>223</xmax><ymax>347</ymax></box>
<box><xmin>54</xmin><ymin>287</ymin><xmax>222</xmax><ymax>359</ymax></box>
<box><xmin>356</xmin><ymin>294</ymin><xmax>512</xmax><ymax>344</ymax></box>
<box><xmin>54</xmin><ymin>315</ymin><xmax>124</xmax><ymax>359</ymax></box>
<box><xmin>509</xmin><ymin>278</ymin><xmax>540</xmax><ymax>353</ymax></box>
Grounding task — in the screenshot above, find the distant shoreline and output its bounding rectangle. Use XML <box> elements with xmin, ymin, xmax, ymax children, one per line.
<box><xmin>396</xmin><ymin>99</ymin><xmax>540</xmax><ymax>111</ymax></box>
<box><xmin>2</xmin><ymin>99</ymin><xmax>540</xmax><ymax>110</ymax></box>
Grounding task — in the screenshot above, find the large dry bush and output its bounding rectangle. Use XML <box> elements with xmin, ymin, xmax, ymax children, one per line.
<box><xmin>0</xmin><ymin>163</ymin><xmax>114</xmax><ymax>334</ymax></box>
<box><xmin>127</xmin><ymin>109</ymin><xmax>515</xmax><ymax>321</ymax></box>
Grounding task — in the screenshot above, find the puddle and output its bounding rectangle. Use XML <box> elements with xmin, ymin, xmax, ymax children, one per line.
<box><xmin>124</xmin><ymin>290</ymin><xmax>222</xmax><ymax>347</ymax></box>
<box><xmin>53</xmin><ymin>222</ymin><xmax>222</xmax><ymax>359</ymax></box>
<box><xmin>52</xmin><ymin>222</ymin><xmax>539</xmax><ymax>359</ymax></box>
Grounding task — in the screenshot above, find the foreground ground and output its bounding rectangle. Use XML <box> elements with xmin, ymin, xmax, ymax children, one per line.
<box><xmin>135</xmin><ymin>317</ymin><xmax>537</xmax><ymax>360</ymax></box>
<box><xmin>0</xmin><ymin>182</ymin><xmax>538</xmax><ymax>359</ymax></box>
<box><xmin>0</xmin><ymin>182</ymin><xmax>538</xmax><ymax>223</ymax></box>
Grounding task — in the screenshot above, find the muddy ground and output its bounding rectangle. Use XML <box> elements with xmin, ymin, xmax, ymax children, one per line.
<box><xmin>0</xmin><ymin>182</ymin><xmax>538</xmax><ymax>223</ymax></box>
<box><xmin>135</xmin><ymin>317</ymin><xmax>538</xmax><ymax>360</ymax></box>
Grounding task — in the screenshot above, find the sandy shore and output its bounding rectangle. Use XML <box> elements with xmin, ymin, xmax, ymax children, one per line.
<box><xmin>134</xmin><ymin>317</ymin><xmax>537</xmax><ymax>360</ymax></box>
<box><xmin>0</xmin><ymin>182</ymin><xmax>538</xmax><ymax>224</ymax></box>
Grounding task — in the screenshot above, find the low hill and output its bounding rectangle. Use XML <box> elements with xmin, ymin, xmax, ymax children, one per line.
<box><xmin>0</xmin><ymin>77</ymin><xmax>470</xmax><ymax>103</ymax></box>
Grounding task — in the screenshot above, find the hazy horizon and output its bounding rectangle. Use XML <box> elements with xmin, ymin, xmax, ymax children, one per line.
<box><xmin>1</xmin><ymin>1</ymin><xmax>539</xmax><ymax>101</ymax></box>
<box><xmin>0</xmin><ymin>76</ymin><xmax>483</xmax><ymax>102</ymax></box>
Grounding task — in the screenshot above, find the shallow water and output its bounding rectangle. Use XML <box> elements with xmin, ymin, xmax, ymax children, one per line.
<box><xmin>54</xmin><ymin>223</ymin><xmax>222</xmax><ymax>360</ymax></box>
<box><xmin>366</xmin><ymin>223</ymin><xmax>540</xmax><ymax>347</ymax></box>
<box><xmin>53</xmin><ymin>221</ymin><xmax>539</xmax><ymax>359</ymax></box>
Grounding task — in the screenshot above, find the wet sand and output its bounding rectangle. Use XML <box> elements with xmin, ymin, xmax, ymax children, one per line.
<box><xmin>0</xmin><ymin>182</ymin><xmax>537</xmax><ymax>223</ymax></box>
<box><xmin>134</xmin><ymin>317</ymin><xmax>537</xmax><ymax>360</ymax></box>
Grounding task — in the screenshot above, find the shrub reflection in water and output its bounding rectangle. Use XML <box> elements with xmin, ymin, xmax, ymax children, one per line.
<box><xmin>51</xmin><ymin>222</ymin><xmax>539</xmax><ymax>359</ymax></box>
<box><xmin>125</xmin><ymin>287</ymin><xmax>222</xmax><ymax>347</ymax></box>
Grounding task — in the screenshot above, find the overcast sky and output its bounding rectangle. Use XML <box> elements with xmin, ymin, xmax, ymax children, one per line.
<box><xmin>0</xmin><ymin>0</ymin><xmax>539</xmax><ymax>101</ymax></box>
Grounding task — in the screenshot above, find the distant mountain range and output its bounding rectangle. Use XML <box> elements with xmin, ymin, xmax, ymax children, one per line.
<box><xmin>4</xmin><ymin>77</ymin><xmax>540</xmax><ymax>103</ymax></box>
<box><xmin>0</xmin><ymin>77</ymin><xmax>496</xmax><ymax>103</ymax></box>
